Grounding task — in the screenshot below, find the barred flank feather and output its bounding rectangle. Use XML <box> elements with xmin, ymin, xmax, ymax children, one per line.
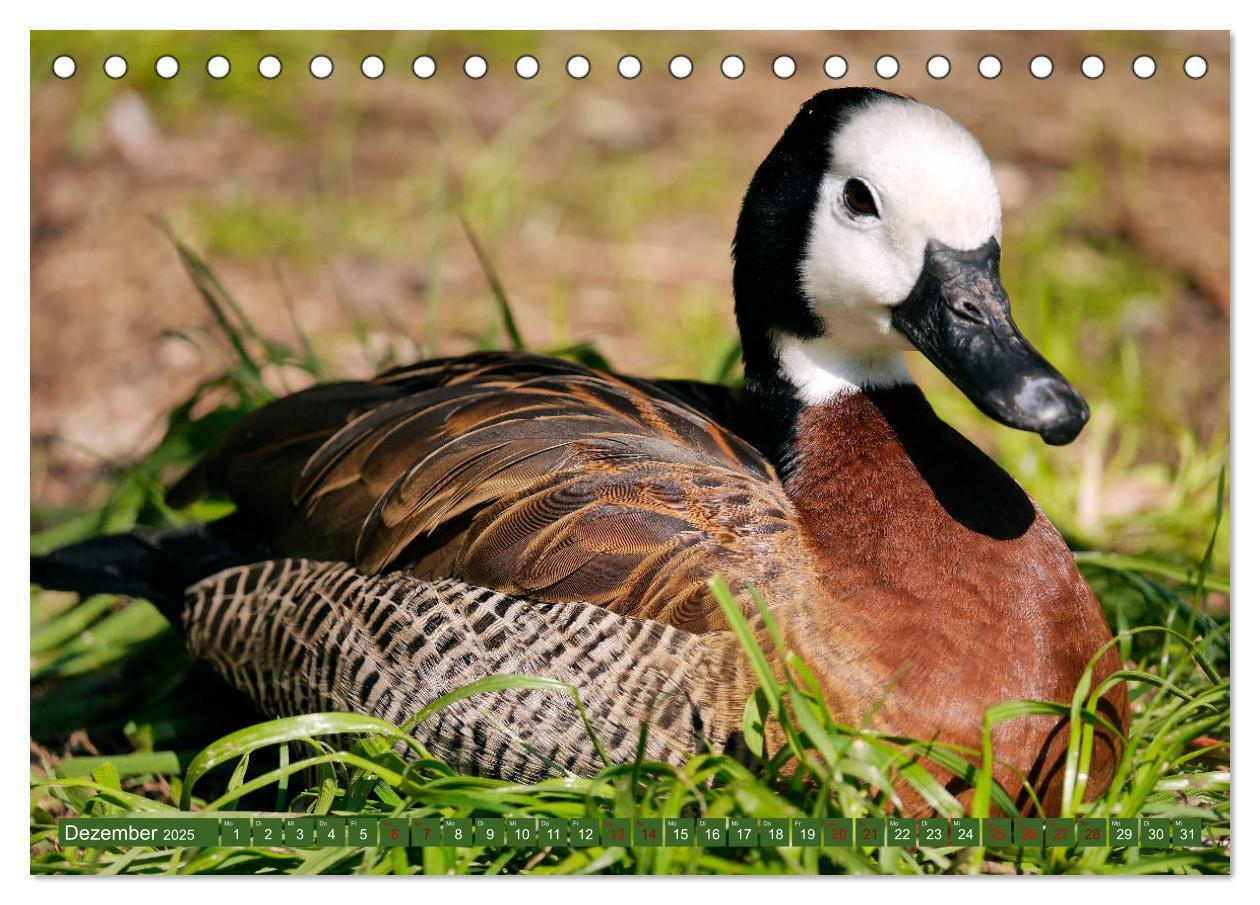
<box><xmin>183</xmin><ymin>559</ymin><xmax>751</xmax><ymax>779</ymax></box>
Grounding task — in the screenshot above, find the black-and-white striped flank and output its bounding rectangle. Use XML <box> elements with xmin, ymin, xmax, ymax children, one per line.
<box><xmin>184</xmin><ymin>559</ymin><xmax>750</xmax><ymax>779</ymax></box>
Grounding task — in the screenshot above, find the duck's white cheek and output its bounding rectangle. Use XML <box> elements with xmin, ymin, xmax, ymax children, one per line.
<box><xmin>800</xmin><ymin>227</ymin><xmax>920</xmax><ymax>342</ymax></box>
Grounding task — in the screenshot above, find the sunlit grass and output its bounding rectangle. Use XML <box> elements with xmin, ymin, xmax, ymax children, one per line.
<box><xmin>28</xmin><ymin>559</ymin><xmax>1230</xmax><ymax>875</ymax></box>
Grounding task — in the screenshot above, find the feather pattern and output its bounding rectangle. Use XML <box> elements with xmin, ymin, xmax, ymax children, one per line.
<box><xmin>183</xmin><ymin>352</ymin><xmax>804</xmax><ymax>632</ymax></box>
<box><xmin>183</xmin><ymin>559</ymin><xmax>750</xmax><ymax>780</ymax></box>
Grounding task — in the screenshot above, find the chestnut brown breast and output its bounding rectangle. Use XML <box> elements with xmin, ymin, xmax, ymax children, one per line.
<box><xmin>780</xmin><ymin>386</ymin><xmax>1128</xmax><ymax>811</ymax></box>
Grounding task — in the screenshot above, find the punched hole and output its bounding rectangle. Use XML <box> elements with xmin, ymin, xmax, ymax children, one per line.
<box><xmin>516</xmin><ymin>55</ymin><xmax>540</xmax><ymax>79</ymax></box>
<box><xmin>309</xmin><ymin>55</ymin><xmax>334</xmax><ymax>79</ymax></box>
<box><xmin>52</xmin><ymin>55</ymin><xmax>76</xmax><ymax>79</ymax></box>
<box><xmin>875</xmin><ymin>55</ymin><xmax>899</xmax><ymax>79</ymax></box>
<box><xmin>258</xmin><ymin>55</ymin><xmax>282</xmax><ymax>79</ymax></box>
<box><xmin>155</xmin><ymin>55</ymin><xmax>179</xmax><ymax>79</ymax></box>
<box><xmin>412</xmin><ymin>55</ymin><xmax>437</xmax><ymax>79</ymax></box>
<box><xmin>1081</xmin><ymin>55</ymin><xmax>1104</xmax><ymax>79</ymax></box>
<box><xmin>978</xmin><ymin>55</ymin><xmax>1002</xmax><ymax>79</ymax></box>
<box><xmin>1029</xmin><ymin>55</ymin><xmax>1053</xmax><ymax>79</ymax></box>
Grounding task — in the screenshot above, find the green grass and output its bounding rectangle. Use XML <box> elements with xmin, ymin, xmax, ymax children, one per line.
<box><xmin>29</xmin><ymin>230</ymin><xmax>1229</xmax><ymax>874</ymax></box>
<box><xmin>28</xmin><ymin>565</ymin><xmax>1230</xmax><ymax>875</ymax></box>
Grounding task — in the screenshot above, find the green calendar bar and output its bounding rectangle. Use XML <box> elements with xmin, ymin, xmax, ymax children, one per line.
<box><xmin>1171</xmin><ymin>817</ymin><xmax>1203</xmax><ymax>847</ymax></box>
<box><xmin>379</xmin><ymin>817</ymin><xmax>407</xmax><ymax>847</ymax></box>
<box><xmin>601</xmin><ymin>817</ymin><xmax>631</xmax><ymax>847</ymax></box>
<box><xmin>283</xmin><ymin>817</ymin><xmax>315</xmax><ymax>848</ymax></box>
<box><xmin>314</xmin><ymin>816</ymin><xmax>345</xmax><ymax>847</ymax></box>
<box><xmin>983</xmin><ymin>818</ymin><xmax>1013</xmax><ymax>847</ymax></box>
<box><xmin>1109</xmin><ymin>817</ymin><xmax>1139</xmax><ymax>847</ymax></box>
<box><xmin>442</xmin><ymin>817</ymin><xmax>473</xmax><ymax>846</ymax></box>
<box><xmin>728</xmin><ymin>817</ymin><xmax>758</xmax><ymax>847</ymax></box>
<box><xmin>346</xmin><ymin>817</ymin><xmax>378</xmax><ymax>846</ymax></box>
<box><xmin>758</xmin><ymin>818</ymin><xmax>790</xmax><ymax>847</ymax></box>
<box><xmin>219</xmin><ymin>817</ymin><xmax>250</xmax><ymax>846</ymax></box>
<box><xmin>570</xmin><ymin>817</ymin><xmax>600</xmax><ymax>847</ymax></box>
<box><xmin>253</xmin><ymin>817</ymin><xmax>284</xmax><ymax>847</ymax></box>
<box><xmin>949</xmin><ymin>817</ymin><xmax>980</xmax><ymax>846</ymax></box>
<box><xmin>696</xmin><ymin>817</ymin><xmax>727</xmax><ymax>847</ymax></box>
<box><xmin>792</xmin><ymin>817</ymin><xmax>822</xmax><ymax>847</ymax></box>
<box><xmin>823</xmin><ymin>817</ymin><xmax>853</xmax><ymax>846</ymax></box>
<box><xmin>1014</xmin><ymin>817</ymin><xmax>1044</xmax><ymax>847</ymax></box>
<box><xmin>538</xmin><ymin>817</ymin><xmax>569</xmax><ymax>847</ymax></box>
<box><xmin>634</xmin><ymin>818</ymin><xmax>663</xmax><ymax>847</ymax></box>
<box><xmin>918</xmin><ymin>818</ymin><xmax>948</xmax><ymax>846</ymax></box>
<box><xmin>665</xmin><ymin>817</ymin><xmax>695</xmax><ymax>846</ymax></box>
<box><xmin>412</xmin><ymin>818</ymin><xmax>442</xmax><ymax>847</ymax></box>
<box><xmin>58</xmin><ymin>818</ymin><xmax>219</xmax><ymax>848</ymax></box>
<box><xmin>1046</xmin><ymin>817</ymin><xmax>1076</xmax><ymax>847</ymax></box>
<box><xmin>887</xmin><ymin>816</ymin><xmax>915</xmax><ymax>848</ymax></box>
<box><xmin>855</xmin><ymin>817</ymin><xmax>885</xmax><ymax>847</ymax></box>
<box><xmin>1078</xmin><ymin>818</ymin><xmax>1107</xmax><ymax>847</ymax></box>
<box><xmin>1140</xmin><ymin>818</ymin><xmax>1170</xmax><ymax>849</ymax></box>
<box><xmin>56</xmin><ymin>814</ymin><xmax>1217</xmax><ymax>850</ymax></box>
<box><xmin>506</xmin><ymin>817</ymin><xmax>537</xmax><ymax>848</ymax></box>
<box><xmin>475</xmin><ymin>817</ymin><xmax>506</xmax><ymax>846</ymax></box>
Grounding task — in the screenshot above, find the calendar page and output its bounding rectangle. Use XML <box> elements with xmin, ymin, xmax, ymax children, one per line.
<box><xmin>27</xmin><ymin>26</ymin><xmax>1229</xmax><ymax>880</ymax></box>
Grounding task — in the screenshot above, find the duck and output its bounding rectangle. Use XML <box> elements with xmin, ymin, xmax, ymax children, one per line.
<box><xmin>32</xmin><ymin>88</ymin><xmax>1127</xmax><ymax>815</ymax></box>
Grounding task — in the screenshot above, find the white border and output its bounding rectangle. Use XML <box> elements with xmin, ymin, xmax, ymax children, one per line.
<box><xmin>6</xmin><ymin>3</ymin><xmax>1247</xmax><ymax>901</ymax></box>
<box><xmin>9</xmin><ymin>1</ymin><xmax>1244</xmax><ymax>29</ymax></box>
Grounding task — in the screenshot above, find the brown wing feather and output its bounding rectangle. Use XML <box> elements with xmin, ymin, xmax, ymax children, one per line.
<box><xmin>172</xmin><ymin>351</ymin><xmax>805</xmax><ymax>631</ymax></box>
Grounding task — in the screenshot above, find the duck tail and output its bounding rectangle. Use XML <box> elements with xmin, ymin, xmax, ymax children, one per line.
<box><xmin>30</xmin><ymin>517</ymin><xmax>262</xmax><ymax>624</ymax></box>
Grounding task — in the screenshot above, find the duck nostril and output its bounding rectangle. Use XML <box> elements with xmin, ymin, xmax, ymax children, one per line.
<box><xmin>948</xmin><ymin>295</ymin><xmax>988</xmax><ymax>325</ymax></box>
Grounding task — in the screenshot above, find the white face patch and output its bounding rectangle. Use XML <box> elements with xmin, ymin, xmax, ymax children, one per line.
<box><xmin>785</xmin><ymin>97</ymin><xmax>1003</xmax><ymax>402</ymax></box>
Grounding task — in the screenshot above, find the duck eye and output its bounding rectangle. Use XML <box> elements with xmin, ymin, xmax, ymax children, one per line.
<box><xmin>843</xmin><ymin>179</ymin><xmax>879</xmax><ymax>218</ymax></box>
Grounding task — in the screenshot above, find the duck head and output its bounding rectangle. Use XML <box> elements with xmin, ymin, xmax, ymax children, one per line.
<box><xmin>734</xmin><ymin>88</ymin><xmax>1088</xmax><ymax>446</ymax></box>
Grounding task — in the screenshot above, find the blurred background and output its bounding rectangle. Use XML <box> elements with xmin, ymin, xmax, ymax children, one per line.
<box><xmin>30</xmin><ymin>29</ymin><xmax>1229</xmax><ymax>574</ymax></box>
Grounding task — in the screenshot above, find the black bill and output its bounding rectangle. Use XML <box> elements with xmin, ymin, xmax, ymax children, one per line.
<box><xmin>891</xmin><ymin>238</ymin><xmax>1089</xmax><ymax>445</ymax></box>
